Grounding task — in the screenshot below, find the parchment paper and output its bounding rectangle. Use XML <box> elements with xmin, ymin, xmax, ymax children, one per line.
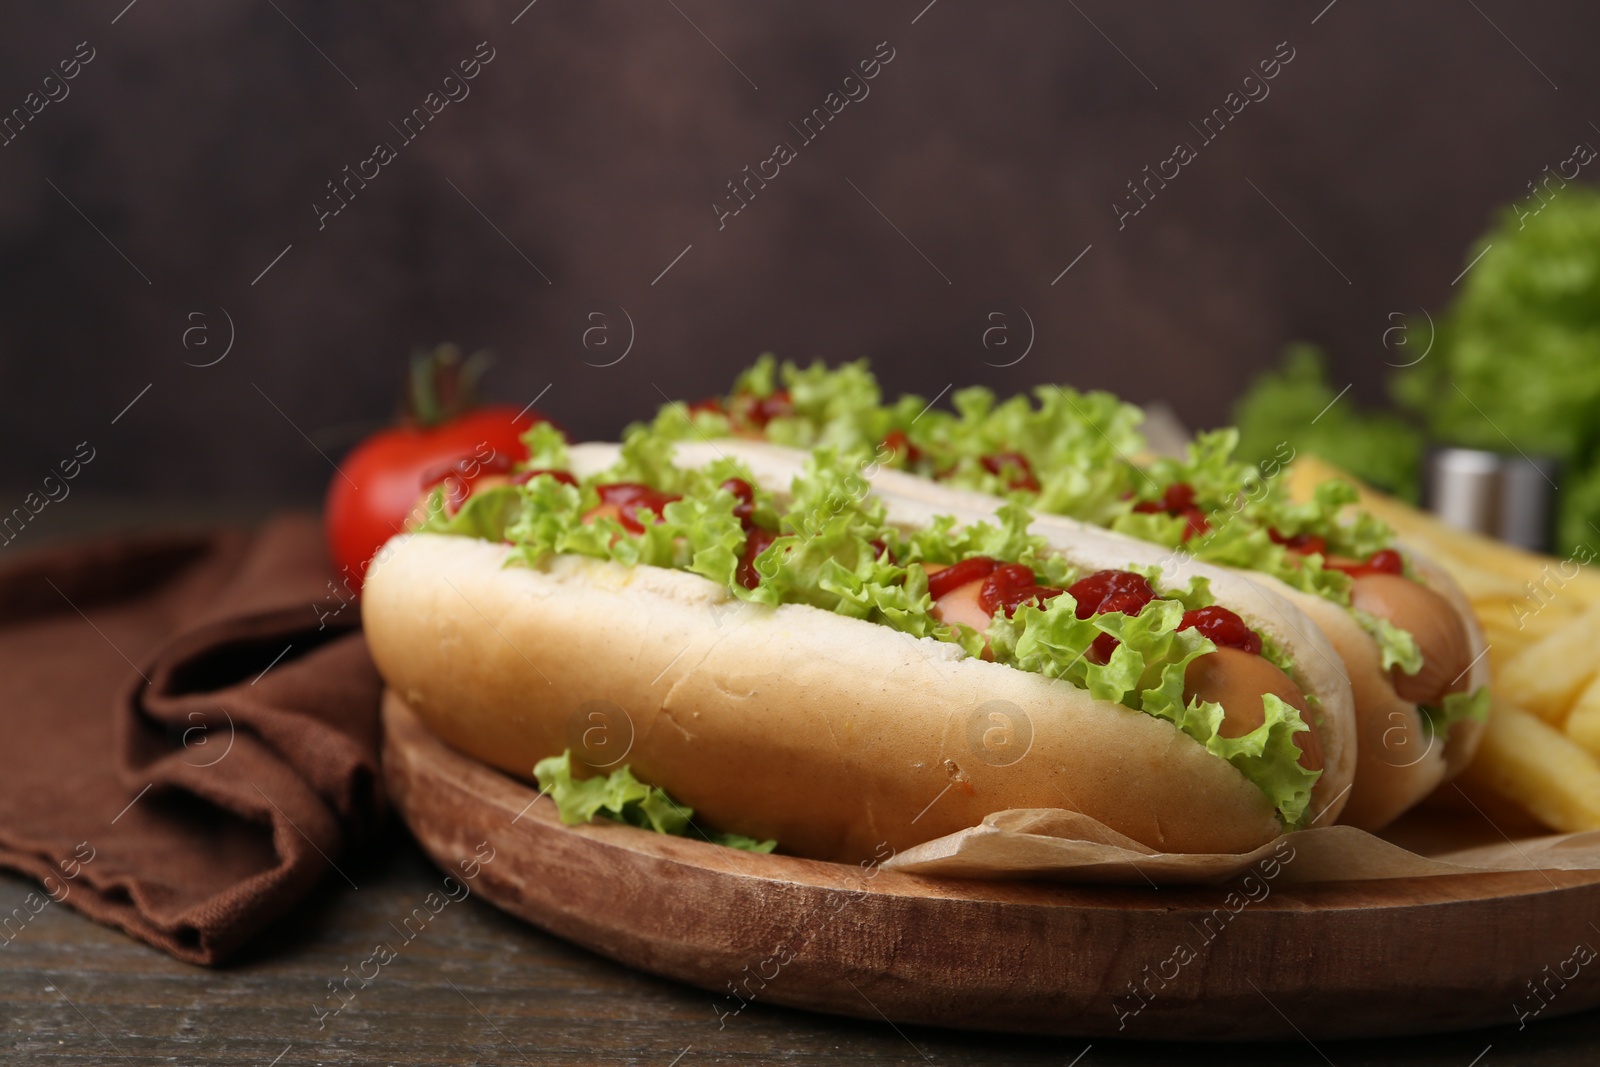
<box><xmin>881</xmin><ymin>798</ymin><xmax>1600</xmax><ymax>885</ymax></box>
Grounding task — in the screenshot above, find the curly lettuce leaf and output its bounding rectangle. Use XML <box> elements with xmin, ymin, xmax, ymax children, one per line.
<box><xmin>1258</xmin><ymin>633</ymin><xmax>1296</xmax><ymax>679</ymax></box>
<box><xmin>1167</xmin><ymin>694</ymin><xmax>1319</xmax><ymax>829</ymax></box>
<box><xmin>519</xmin><ymin>421</ymin><xmax>571</xmax><ymax>471</ymax></box>
<box><xmin>418</xmin><ymin>483</ymin><xmax>525</xmax><ymax>541</ymax></box>
<box><xmin>600</xmin><ymin>426</ymin><xmax>698</xmax><ymax>495</ymax></box>
<box><xmin>1352</xmin><ymin>608</ymin><xmax>1425</xmax><ymax>676</ymax></box>
<box><xmin>1156</xmin><ymin>573</ymin><xmax>1216</xmax><ymax>612</ymax></box>
<box><xmin>1139</xmin><ymin>430</ymin><xmax>1395</xmax><ymax>562</ymax></box>
<box><xmin>1264</xmin><ymin>477</ymin><xmax>1395</xmax><ymax>560</ymax></box>
<box><xmin>989</xmin><ymin>596</ymin><xmax>1206</xmax><ymax>709</ymax></box>
<box><xmin>501</xmin><ymin>474</ymin><xmax>618</xmax><ymax>565</ymax></box>
<box><xmin>1176</xmin><ymin>522</ymin><xmax>1355</xmax><ymax>604</ymax></box>
<box><xmin>496</xmin><ymin>437</ymin><xmax>756</xmax><ymax>576</ymax></box>
<box><xmin>665</xmin><ymin>492</ymin><xmax>749</xmax><ymax>589</ymax></box>
<box><xmin>732</xmin><ymin>352</ymin><xmax>781</xmax><ymax>398</ymax></box>
<box><xmin>1420</xmin><ymin>686</ymin><xmax>1491</xmax><ymax>740</ymax></box>
<box><xmin>908</xmin><ymin>386</ymin><xmax>1145</xmax><ymax>523</ymax></box>
<box><xmin>643</xmin><ymin>398</ymin><xmax>733</xmax><ymax>442</ymax></box>
<box><xmin>534</xmin><ymin>750</ymin><xmax>777</xmax><ymax>852</ymax></box>
<box><xmin>765</xmin><ymin>358</ymin><xmax>894</xmax><ymax>452</ymax></box>
<box><xmin>635</xmin><ymin>355</ymin><xmax>910</xmax><ymax>454</ymax></box>
<box><xmin>743</xmin><ymin>521</ymin><xmax>943</xmax><ymax>641</ymax></box>
<box><xmin>738</xmin><ymin>477</ymin><xmax>940</xmax><ymax>640</ymax></box>
<box><xmin>782</xmin><ymin>446</ymin><xmax>892</xmax><ymax>541</ymax></box>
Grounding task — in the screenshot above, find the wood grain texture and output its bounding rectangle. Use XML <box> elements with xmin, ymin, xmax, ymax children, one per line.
<box><xmin>3</xmin><ymin>824</ymin><xmax>1600</xmax><ymax>1064</ymax></box>
<box><xmin>384</xmin><ymin>690</ymin><xmax>1600</xmax><ymax>1043</ymax></box>
<box><xmin>8</xmin><ymin>729</ymin><xmax>1600</xmax><ymax>1067</ymax></box>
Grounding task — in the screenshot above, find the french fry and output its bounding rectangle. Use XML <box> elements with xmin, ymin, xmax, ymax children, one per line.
<box><xmin>1476</xmin><ymin>594</ymin><xmax>1590</xmax><ymax>632</ymax></box>
<box><xmin>1495</xmin><ymin>602</ymin><xmax>1600</xmax><ymax>724</ymax></box>
<box><xmin>1481</xmin><ymin>635</ymin><xmax>1532</xmax><ymax>678</ymax></box>
<box><xmin>1476</xmin><ymin>601</ymin><xmax>1585</xmax><ymax>667</ymax></box>
<box><xmin>1564</xmin><ymin>674</ymin><xmax>1600</xmax><ymax>763</ymax></box>
<box><xmin>1457</xmin><ymin>698</ymin><xmax>1600</xmax><ymax>833</ymax></box>
<box><xmin>1450</xmin><ymin>561</ymin><xmax>1541</xmax><ymax>602</ymax></box>
<box><xmin>1466</xmin><ymin>594</ymin><xmax>1561</xmax><ymax>667</ymax></box>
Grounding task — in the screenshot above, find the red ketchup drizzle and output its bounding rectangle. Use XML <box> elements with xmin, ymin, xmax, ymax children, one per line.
<box><xmin>1270</xmin><ymin>527</ymin><xmax>1405</xmax><ymax>578</ymax></box>
<box><xmin>722</xmin><ymin>477</ymin><xmax>787</xmax><ymax>589</ymax></box>
<box><xmin>737</xmin><ymin>528</ymin><xmax>779</xmax><ymax>589</ymax></box>
<box><xmin>927</xmin><ymin>556</ymin><xmax>998</xmax><ymax>600</ymax></box>
<box><xmin>1132</xmin><ymin>481</ymin><xmax>1210</xmax><ymax>541</ymax></box>
<box><xmin>1269</xmin><ymin>528</ymin><xmax>1404</xmax><ymax>579</ymax></box>
<box><xmin>977</xmin><ymin>563</ymin><xmax>1064</xmax><ymax>616</ymax></box>
<box><xmin>1178</xmin><ymin>604</ymin><xmax>1263</xmax><ymax>655</ymax></box>
<box><xmin>754</xmin><ymin>391</ymin><xmax>792</xmax><ymax>425</ymax></box>
<box><xmin>1067</xmin><ymin>570</ymin><xmax>1158</xmax><ymax>664</ymax></box>
<box><xmin>926</xmin><ymin>556</ymin><xmax>1061</xmax><ymax>622</ymax></box>
<box><xmin>980</xmin><ymin>452</ymin><xmax>1042</xmax><ymax>492</ymax></box>
<box><xmin>721</xmin><ymin>477</ymin><xmax>756</xmax><ymax>526</ymax></box>
<box><xmin>1268</xmin><ymin>528</ymin><xmax>1327</xmax><ymax>556</ymax></box>
<box><xmin>730</xmin><ymin>390</ymin><xmax>792</xmax><ymax>431</ymax></box>
<box><xmin>688</xmin><ymin>396</ymin><xmax>726</xmax><ymax>417</ymax></box>
<box><xmin>881</xmin><ymin>429</ymin><xmax>921</xmax><ymax>466</ymax></box>
<box><xmin>595</xmin><ymin>483</ymin><xmax>681</xmax><ymax>534</ymax></box>
<box><xmin>1326</xmin><ymin>548</ymin><xmax>1406</xmax><ymax>579</ymax></box>
<box><xmin>510</xmin><ymin>468</ymin><xmax>578</xmax><ymax>487</ymax></box>
<box><xmin>1067</xmin><ymin>569</ymin><xmax>1157</xmax><ymax>619</ymax></box>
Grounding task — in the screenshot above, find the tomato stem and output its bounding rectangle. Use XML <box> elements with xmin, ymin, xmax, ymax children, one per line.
<box><xmin>406</xmin><ymin>343</ymin><xmax>493</xmax><ymax>428</ymax></box>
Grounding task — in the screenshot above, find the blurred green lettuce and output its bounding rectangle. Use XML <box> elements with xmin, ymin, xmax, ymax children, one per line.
<box><xmin>1394</xmin><ymin>187</ymin><xmax>1600</xmax><ymax>554</ymax></box>
<box><xmin>1232</xmin><ymin>344</ymin><xmax>1423</xmax><ymax>501</ymax></box>
<box><xmin>1235</xmin><ymin>186</ymin><xmax>1600</xmax><ymax>555</ymax></box>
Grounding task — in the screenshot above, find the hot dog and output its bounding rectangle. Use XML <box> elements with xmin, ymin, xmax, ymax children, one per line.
<box><xmin>646</xmin><ymin>359</ymin><xmax>1491</xmax><ymax>830</ymax></box>
<box><xmin>362</xmin><ymin>429</ymin><xmax>1356</xmax><ymax>863</ymax></box>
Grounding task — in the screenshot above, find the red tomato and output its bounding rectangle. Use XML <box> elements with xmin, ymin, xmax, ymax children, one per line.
<box><xmin>325</xmin><ymin>404</ymin><xmax>550</xmax><ymax>589</ymax></box>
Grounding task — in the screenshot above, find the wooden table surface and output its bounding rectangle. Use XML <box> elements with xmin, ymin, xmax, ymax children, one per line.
<box><xmin>7</xmin><ymin>508</ymin><xmax>1600</xmax><ymax>1064</ymax></box>
<box><xmin>2</xmin><ymin>819</ymin><xmax>1597</xmax><ymax>1066</ymax></box>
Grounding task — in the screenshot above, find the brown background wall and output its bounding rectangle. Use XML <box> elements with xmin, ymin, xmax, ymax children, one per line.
<box><xmin>0</xmin><ymin>1</ymin><xmax>1590</xmax><ymax>514</ymax></box>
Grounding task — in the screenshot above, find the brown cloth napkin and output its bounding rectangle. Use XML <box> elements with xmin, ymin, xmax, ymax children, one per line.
<box><xmin>0</xmin><ymin>515</ymin><xmax>383</xmax><ymax>964</ymax></box>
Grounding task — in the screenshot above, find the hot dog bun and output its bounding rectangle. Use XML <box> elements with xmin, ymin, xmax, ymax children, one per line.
<box><xmin>666</xmin><ymin>438</ymin><xmax>1485</xmax><ymax>831</ymax></box>
<box><xmin>366</xmin><ymin>534</ymin><xmax>1309</xmax><ymax>861</ymax></box>
<box><xmin>363</xmin><ymin>441</ymin><xmax>1357</xmax><ymax>863</ymax></box>
<box><xmin>1306</xmin><ymin>551</ymin><xmax>1489</xmax><ymax>828</ymax></box>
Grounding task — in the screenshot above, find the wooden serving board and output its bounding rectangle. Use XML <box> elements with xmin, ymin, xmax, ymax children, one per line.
<box><xmin>382</xmin><ymin>693</ymin><xmax>1600</xmax><ymax>1040</ymax></box>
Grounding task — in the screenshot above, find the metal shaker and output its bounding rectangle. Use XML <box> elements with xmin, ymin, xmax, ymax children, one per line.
<box><xmin>1425</xmin><ymin>447</ymin><xmax>1560</xmax><ymax>552</ymax></box>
